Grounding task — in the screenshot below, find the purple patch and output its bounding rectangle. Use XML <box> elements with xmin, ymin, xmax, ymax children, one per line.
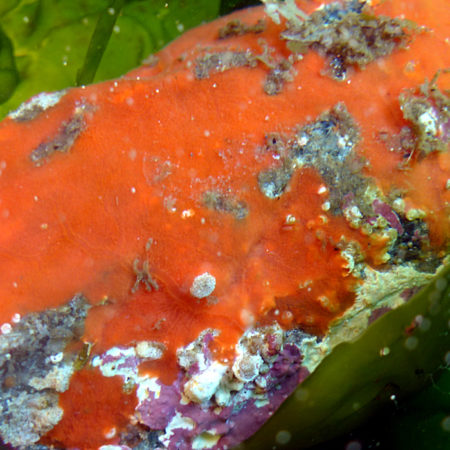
<box><xmin>218</xmin><ymin>346</ymin><xmax>309</xmax><ymax>449</ymax></box>
<box><xmin>372</xmin><ymin>199</ymin><xmax>404</xmax><ymax>235</ymax></box>
<box><xmin>132</xmin><ymin>340</ymin><xmax>310</xmax><ymax>449</ymax></box>
<box><xmin>400</xmin><ymin>286</ymin><xmax>421</xmax><ymax>301</ymax></box>
<box><xmin>117</xmin><ymin>356</ymin><xmax>140</xmax><ymax>370</ymax></box>
<box><xmin>162</xmin><ymin>344</ymin><xmax>309</xmax><ymax>449</ymax></box>
<box><xmin>368</xmin><ymin>307</ymin><xmax>392</xmax><ymax>325</ymax></box>
<box><xmin>137</xmin><ymin>382</ymin><xmax>181</xmax><ymax>430</ymax></box>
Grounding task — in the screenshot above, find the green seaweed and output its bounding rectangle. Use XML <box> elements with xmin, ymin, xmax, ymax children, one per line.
<box><xmin>76</xmin><ymin>0</ymin><xmax>126</xmax><ymax>86</ymax></box>
<box><xmin>0</xmin><ymin>24</ymin><xmax>19</xmax><ymax>103</ymax></box>
<box><xmin>0</xmin><ymin>0</ymin><xmax>220</xmax><ymax>119</ymax></box>
<box><xmin>242</xmin><ymin>263</ymin><xmax>450</xmax><ymax>449</ymax></box>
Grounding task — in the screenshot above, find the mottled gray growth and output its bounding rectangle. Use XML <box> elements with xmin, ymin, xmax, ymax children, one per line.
<box><xmin>202</xmin><ymin>190</ymin><xmax>249</xmax><ymax>219</ymax></box>
<box><xmin>218</xmin><ymin>19</ymin><xmax>266</xmax><ymax>39</ymax></box>
<box><xmin>258</xmin><ymin>162</ymin><xmax>293</xmax><ymax>199</ymax></box>
<box><xmin>293</xmin><ymin>102</ymin><xmax>367</xmax><ymax>213</ymax></box>
<box><xmin>264</xmin><ymin>59</ymin><xmax>295</xmax><ymax>95</ymax></box>
<box><xmin>388</xmin><ymin>217</ymin><xmax>440</xmax><ymax>272</ymax></box>
<box><xmin>194</xmin><ymin>51</ymin><xmax>257</xmax><ymax>79</ymax></box>
<box><xmin>281</xmin><ymin>0</ymin><xmax>416</xmax><ymax>79</ymax></box>
<box><xmin>30</xmin><ymin>108</ymin><xmax>86</xmax><ymax>165</ymax></box>
<box><xmin>258</xmin><ymin>103</ymin><xmax>365</xmax><ymax>210</ymax></box>
<box><xmin>265</xmin><ymin>132</ymin><xmax>287</xmax><ymax>156</ymax></box>
<box><xmin>399</xmin><ymin>71</ymin><xmax>450</xmax><ymax>158</ymax></box>
<box><xmin>0</xmin><ymin>295</ymin><xmax>89</xmax><ymax>447</ymax></box>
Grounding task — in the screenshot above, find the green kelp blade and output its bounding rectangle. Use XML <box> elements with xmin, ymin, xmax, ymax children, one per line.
<box><xmin>0</xmin><ymin>25</ymin><xmax>19</xmax><ymax>103</ymax></box>
<box><xmin>76</xmin><ymin>0</ymin><xmax>126</xmax><ymax>86</ymax></box>
<box><xmin>0</xmin><ymin>0</ymin><xmax>220</xmax><ymax>119</ymax></box>
<box><xmin>242</xmin><ymin>263</ymin><xmax>450</xmax><ymax>449</ymax></box>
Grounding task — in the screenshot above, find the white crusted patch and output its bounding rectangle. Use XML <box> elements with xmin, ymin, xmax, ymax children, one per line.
<box><xmin>29</xmin><ymin>364</ymin><xmax>74</xmax><ymax>393</ymax></box>
<box><xmin>184</xmin><ymin>361</ymin><xmax>227</xmax><ymax>403</ymax></box>
<box><xmin>135</xmin><ymin>341</ymin><xmax>165</xmax><ymax>360</ymax></box>
<box><xmin>418</xmin><ymin>109</ymin><xmax>438</xmax><ymax>136</ymax></box>
<box><xmin>136</xmin><ymin>376</ymin><xmax>161</xmax><ymax>402</ymax></box>
<box><xmin>159</xmin><ymin>412</ymin><xmax>196</xmax><ymax>447</ymax></box>
<box><xmin>9</xmin><ymin>90</ymin><xmax>66</xmax><ymax>121</ymax></box>
<box><xmin>177</xmin><ymin>329</ymin><xmax>219</xmax><ymax>372</ymax></box>
<box><xmin>92</xmin><ymin>344</ymin><xmax>164</xmax><ymax>405</ymax></box>
<box><xmin>192</xmin><ymin>431</ymin><xmax>221</xmax><ymax>449</ymax></box>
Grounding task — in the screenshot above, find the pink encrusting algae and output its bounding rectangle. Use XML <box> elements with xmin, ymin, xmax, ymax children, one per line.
<box><xmin>0</xmin><ymin>0</ymin><xmax>448</xmax><ymax>448</ymax></box>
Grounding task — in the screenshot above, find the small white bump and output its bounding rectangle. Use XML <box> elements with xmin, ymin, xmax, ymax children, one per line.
<box><xmin>11</xmin><ymin>313</ymin><xmax>21</xmax><ymax>324</ymax></box>
<box><xmin>190</xmin><ymin>272</ymin><xmax>216</xmax><ymax>298</ymax></box>
<box><xmin>1</xmin><ymin>323</ymin><xmax>12</xmax><ymax>334</ymax></box>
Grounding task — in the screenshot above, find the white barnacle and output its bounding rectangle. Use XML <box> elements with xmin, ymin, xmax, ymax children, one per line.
<box><xmin>190</xmin><ymin>272</ymin><xmax>216</xmax><ymax>298</ymax></box>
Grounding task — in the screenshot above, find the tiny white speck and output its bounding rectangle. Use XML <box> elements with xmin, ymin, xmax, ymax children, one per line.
<box><xmin>113</xmin><ymin>25</ymin><xmax>120</xmax><ymax>33</ymax></box>
<box><xmin>204</xmin><ymin>130</ymin><xmax>211</xmax><ymax>137</ymax></box>
<box><xmin>131</xmin><ymin>187</ymin><xmax>136</xmax><ymax>194</ymax></box>
<box><xmin>107</xmin><ymin>7</ymin><xmax>115</xmax><ymax>15</ymax></box>
<box><xmin>104</xmin><ymin>427</ymin><xmax>116</xmax><ymax>439</ymax></box>
<box><xmin>12</xmin><ymin>282</ymin><xmax>18</xmax><ymax>288</ymax></box>
<box><xmin>23</xmin><ymin>16</ymin><xmax>29</xmax><ymax>23</ymax></box>
<box><xmin>155</xmin><ymin>88</ymin><xmax>160</xmax><ymax>94</ymax></box>
<box><xmin>11</xmin><ymin>313</ymin><xmax>21</xmax><ymax>324</ymax></box>
<box><xmin>317</xmin><ymin>185</ymin><xmax>327</xmax><ymax>195</ymax></box>
<box><xmin>285</xmin><ymin>214</ymin><xmax>296</xmax><ymax>224</ymax></box>
<box><xmin>49</xmin><ymin>352</ymin><xmax>64</xmax><ymax>364</ymax></box>
<box><xmin>1</xmin><ymin>323</ymin><xmax>12</xmax><ymax>334</ymax></box>
<box><xmin>298</xmin><ymin>135</ymin><xmax>308</xmax><ymax>146</ymax></box>
<box><xmin>212</xmin><ymin>83</ymin><xmax>217</xmax><ymax>88</ymax></box>
<box><xmin>181</xmin><ymin>209</ymin><xmax>195</xmax><ymax>219</ymax></box>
